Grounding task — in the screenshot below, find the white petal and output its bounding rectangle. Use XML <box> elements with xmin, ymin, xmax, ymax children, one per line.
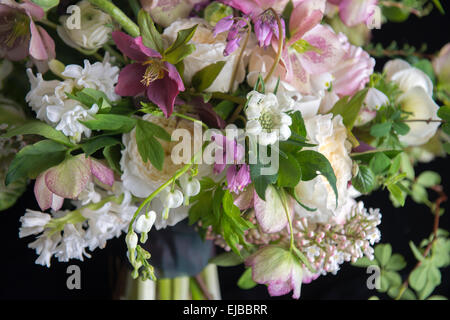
<box><xmin>246</xmin><ymin>120</ymin><xmax>262</xmax><ymax>135</ymax></box>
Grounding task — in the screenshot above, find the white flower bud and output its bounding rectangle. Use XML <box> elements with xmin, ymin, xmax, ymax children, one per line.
<box><xmin>57</xmin><ymin>1</ymin><xmax>113</xmax><ymax>51</ymax></box>
<box><xmin>135</xmin><ymin>211</ymin><xmax>156</xmax><ymax>233</ymax></box>
<box><xmin>180</xmin><ymin>175</ymin><xmax>201</xmax><ymax>197</ymax></box>
<box><xmin>126</xmin><ymin>232</ymin><xmax>138</xmax><ymax>250</ymax></box>
<box><xmin>162</xmin><ymin>189</ymin><xmax>184</xmax><ymax>209</ymax></box>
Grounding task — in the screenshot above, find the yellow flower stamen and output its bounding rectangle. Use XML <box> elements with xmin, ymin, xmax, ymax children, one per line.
<box><xmin>141</xmin><ymin>59</ymin><xmax>166</xmax><ymax>87</ymax></box>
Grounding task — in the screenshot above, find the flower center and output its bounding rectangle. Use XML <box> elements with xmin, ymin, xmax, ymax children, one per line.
<box><xmin>141</xmin><ymin>59</ymin><xmax>166</xmax><ymax>86</ymax></box>
<box><xmin>259</xmin><ymin>110</ymin><xmax>274</xmax><ymax>131</ymax></box>
<box><xmin>4</xmin><ymin>13</ymin><xmax>30</xmax><ymax>48</ymax></box>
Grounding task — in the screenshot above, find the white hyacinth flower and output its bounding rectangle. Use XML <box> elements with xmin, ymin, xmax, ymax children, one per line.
<box><xmin>135</xmin><ymin>211</ymin><xmax>157</xmax><ymax>234</ymax></box>
<box><xmin>55</xmin><ymin>102</ymin><xmax>99</xmax><ymax>142</ymax></box>
<box><xmin>245</xmin><ymin>91</ymin><xmax>293</xmax><ymax>146</ymax></box>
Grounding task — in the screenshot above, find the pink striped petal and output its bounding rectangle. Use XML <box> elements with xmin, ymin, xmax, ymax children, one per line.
<box><xmin>89</xmin><ymin>158</ymin><xmax>115</xmax><ymax>187</ymax></box>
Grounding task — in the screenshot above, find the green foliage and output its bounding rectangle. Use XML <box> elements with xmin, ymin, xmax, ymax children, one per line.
<box><xmin>66</xmin><ymin>88</ymin><xmax>112</xmax><ymax>114</ymax></box>
<box><xmin>330</xmin><ymin>88</ymin><xmax>369</xmax><ymax>130</ymax></box>
<box><xmin>5</xmin><ymin>140</ymin><xmax>67</xmax><ymax>185</ymax></box>
<box><xmin>204</xmin><ymin>2</ymin><xmax>233</xmax><ymax>26</ymax></box>
<box><xmin>295</xmin><ymin>150</ymin><xmax>338</xmax><ymax>207</ymax></box>
<box><xmin>209</xmin><ymin>251</ymin><xmax>244</xmax><ymax>267</ymax></box>
<box><xmin>277</xmin><ymin>152</ymin><xmax>301</xmax><ymax>188</ymax></box>
<box><xmin>352</xmin><ymin>165</ymin><xmax>375</xmax><ymax>194</ymax></box>
<box><xmin>138</xmin><ymin>10</ymin><xmax>164</xmax><ymax>53</ymax></box>
<box><xmin>81</xmin><ymin>136</ymin><xmax>121</xmax><ymax>157</ymax></box>
<box><xmin>237</xmin><ymin>268</ymin><xmax>257</xmax><ymax>290</ymax></box>
<box><xmin>189</xmin><ymin>182</ymin><xmax>254</xmax><ymax>256</ymax></box>
<box><xmin>81</xmin><ymin>114</ymin><xmax>137</xmax><ymax>133</ymax></box>
<box><xmin>31</xmin><ymin>0</ymin><xmax>59</xmax><ymax>11</ymax></box>
<box><xmin>103</xmin><ymin>144</ymin><xmax>122</xmax><ymax>174</ymax></box>
<box><xmin>164</xmin><ymin>25</ymin><xmax>198</xmax><ymax>65</ymax></box>
<box><xmin>135</xmin><ymin>119</ymin><xmax>171</xmax><ymax>171</ymax></box>
<box><xmin>249</xmin><ymin>148</ymin><xmax>278</xmax><ymax>200</ymax></box>
<box><xmin>1</xmin><ymin>121</ymin><xmax>74</xmax><ymax>147</ymax></box>
<box><xmin>192</xmin><ymin>62</ymin><xmax>227</xmax><ymax>92</ymax></box>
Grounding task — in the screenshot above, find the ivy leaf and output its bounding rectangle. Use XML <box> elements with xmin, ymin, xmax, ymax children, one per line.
<box><xmin>192</xmin><ymin>61</ymin><xmax>226</xmax><ymax>92</ymax></box>
<box><xmin>1</xmin><ymin>121</ymin><xmax>74</xmax><ymax>147</ymax></box>
<box><xmin>5</xmin><ymin>140</ymin><xmax>67</xmax><ymax>185</ymax></box>
<box><xmin>296</xmin><ymin>150</ymin><xmax>338</xmax><ymax>207</ymax></box>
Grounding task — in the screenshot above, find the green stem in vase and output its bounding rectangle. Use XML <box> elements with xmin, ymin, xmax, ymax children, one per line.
<box><xmin>202</xmin><ymin>264</ymin><xmax>221</xmax><ymax>300</ymax></box>
<box><xmin>158</xmin><ymin>278</ymin><xmax>172</xmax><ymax>300</ymax></box>
<box><xmin>173</xmin><ymin>276</ymin><xmax>190</xmax><ymax>300</ymax></box>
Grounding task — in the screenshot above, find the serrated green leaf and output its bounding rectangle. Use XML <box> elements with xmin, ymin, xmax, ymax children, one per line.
<box><xmin>352</xmin><ymin>165</ymin><xmax>375</xmax><ymax>194</ymax></box>
<box><xmin>135</xmin><ymin>120</ymin><xmax>167</xmax><ymax>171</ymax></box>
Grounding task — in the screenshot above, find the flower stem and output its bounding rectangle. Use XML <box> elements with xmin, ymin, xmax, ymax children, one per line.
<box><xmin>202</xmin><ymin>264</ymin><xmax>221</xmax><ymax>300</ymax></box>
<box><xmin>87</xmin><ymin>0</ymin><xmax>140</xmax><ymax>37</ymax></box>
<box><xmin>264</xmin><ymin>8</ymin><xmax>284</xmax><ymax>85</ymax></box>
<box><xmin>158</xmin><ymin>278</ymin><xmax>172</xmax><ymax>300</ymax></box>
<box><xmin>279</xmin><ymin>188</ymin><xmax>294</xmax><ymax>251</ymax></box>
<box><xmin>173</xmin><ymin>276</ymin><xmax>190</xmax><ymax>300</ymax></box>
<box><xmin>211</xmin><ymin>92</ymin><xmax>246</xmax><ymax>105</ymax></box>
<box><xmin>173</xmin><ymin>112</ymin><xmax>209</xmax><ymax>129</ymax></box>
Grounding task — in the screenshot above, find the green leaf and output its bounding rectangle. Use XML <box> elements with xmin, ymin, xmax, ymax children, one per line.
<box><xmin>411</xmin><ymin>184</ymin><xmax>428</xmax><ymax>204</ymax></box>
<box><xmin>277</xmin><ymin>152</ymin><xmax>301</xmax><ymax>188</ymax></box>
<box><xmin>165</xmin><ymin>25</ymin><xmax>197</xmax><ymax>57</ymax></box>
<box><xmin>351</xmin><ymin>150</ymin><xmax>401</xmax><ymax>163</ymax></box>
<box><xmin>135</xmin><ymin>119</ymin><xmax>169</xmax><ymax>171</ymax></box>
<box><xmin>409</xmin><ymin>265</ymin><xmax>428</xmax><ymax>291</ymax></box>
<box><xmin>392</xmin><ymin>121</ymin><xmax>410</xmax><ymax>136</ymax></box>
<box><xmin>0</xmin><ymin>176</ymin><xmax>27</xmax><ymax>211</ymax></box>
<box><xmin>416</xmin><ymin>171</ymin><xmax>441</xmax><ymax>188</ymax></box>
<box><xmin>352</xmin><ymin>165</ymin><xmax>375</xmax><ymax>194</ymax></box>
<box><xmin>383</xmin><ymin>270</ymin><xmax>402</xmax><ymax>287</ymax></box>
<box><xmin>81</xmin><ymin>114</ymin><xmax>136</xmax><ymax>133</ymax></box>
<box><xmin>432</xmin><ymin>0</ymin><xmax>445</xmax><ymax>14</ymax></box>
<box><xmin>437</xmin><ymin>105</ymin><xmax>450</xmax><ymax>121</ymax></box>
<box><xmin>1</xmin><ymin>121</ymin><xmax>74</xmax><ymax>147</ymax></box>
<box><xmin>103</xmin><ymin>144</ymin><xmax>122</xmax><ymax>175</ymax></box>
<box><xmin>81</xmin><ymin>136</ymin><xmax>121</xmax><ymax>157</ymax></box>
<box><xmin>138</xmin><ymin>9</ymin><xmax>164</xmax><ymax>53</ymax></box>
<box><xmin>188</xmin><ymin>190</ymin><xmax>214</xmax><ymax>226</ymax></box>
<box><xmin>370</xmin><ymin>121</ymin><xmax>392</xmax><ymax>138</ymax></box>
<box><xmin>250</xmin><ymin>163</ymin><xmax>278</xmax><ymax>201</ymax></box>
<box><xmin>330</xmin><ymin>88</ymin><xmax>368</xmax><ymax>129</ymax></box>
<box><xmin>352</xmin><ymin>257</ymin><xmax>377</xmax><ymax>268</ymax></box>
<box><xmin>386</xmin><ymin>253</ymin><xmax>407</xmax><ymax>271</ymax></box>
<box><xmin>296</xmin><ymin>150</ymin><xmax>338</xmax><ymax>207</ymax></box>
<box><xmin>237</xmin><ymin>268</ymin><xmax>257</xmax><ymax>290</ymax></box>
<box><xmin>209</xmin><ymin>252</ymin><xmax>243</xmax><ymax>267</ymax></box>
<box><xmin>375</xmin><ymin>244</ymin><xmax>392</xmax><ymax>267</ymax></box>
<box><xmin>369</xmin><ymin>152</ymin><xmax>391</xmax><ymax>174</ymax></box>
<box><xmin>204</xmin><ymin>2</ymin><xmax>234</xmax><ymax>26</ymax></box>
<box><xmin>427</xmin><ymin>295</ymin><xmax>448</xmax><ymax>300</ymax></box>
<box><xmin>387</xmin><ymin>183</ymin><xmax>406</xmax><ymax>207</ymax></box>
<box><xmin>192</xmin><ymin>61</ymin><xmax>226</xmax><ymax>92</ymax></box>
<box><xmin>164</xmin><ymin>44</ymin><xmax>196</xmax><ymax>65</ymax></box>
<box><xmin>289</xmin><ymin>111</ymin><xmax>307</xmax><ymax>138</ymax></box>
<box><xmin>31</xmin><ymin>0</ymin><xmax>59</xmax><ymax>11</ymax></box>
<box><xmin>413</xmin><ymin>59</ymin><xmax>436</xmax><ymax>84</ymax></box>
<box><xmin>5</xmin><ymin>140</ymin><xmax>67</xmax><ymax>185</ymax></box>
<box><xmin>409</xmin><ymin>241</ymin><xmax>425</xmax><ymax>262</ymax></box>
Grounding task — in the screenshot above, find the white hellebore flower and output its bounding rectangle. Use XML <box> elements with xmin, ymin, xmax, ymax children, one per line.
<box><xmin>245</xmin><ymin>91</ymin><xmax>293</xmax><ymax>146</ymax></box>
<box><xmin>163</xmin><ymin>18</ymin><xmax>253</xmax><ymax>92</ymax></box>
<box><xmin>57</xmin><ymin>0</ymin><xmax>113</xmax><ymax>51</ymax></box>
<box><xmin>384</xmin><ymin>59</ymin><xmax>440</xmax><ymax>146</ymax></box>
<box><xmin>135</xmin><ymin>211</ymin><xmax>157</xmax><ymax>234</ymax></box>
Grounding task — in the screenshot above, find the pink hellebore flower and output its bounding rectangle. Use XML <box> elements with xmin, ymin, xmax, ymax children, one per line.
<box><xmin>245</xmin><ymin>245</ymin><xmax>304</xmax><ymax>299</ymax></box>
<box><xmin>112</xmin><ymin>31</ymin><xmax>185</xmax><ymax>118</ymax></box>
<box><xmin>222</xmin><ymin>0</ymin><xmax>287</xmax><ymax>48</ymax></box>
<box><xmin>328</xmin><ymin>0</ymin><xmax>378</xmax><ymax>27</ymax></box>
<box><xmin>0</xmin><ymin>0</ymin><xmax>55</xmax><ymax>71</ymax></box>
<box><xmin>34</xmin><ymin>154</ymin><xmax>114</xmax><ymax>211</ymax></box>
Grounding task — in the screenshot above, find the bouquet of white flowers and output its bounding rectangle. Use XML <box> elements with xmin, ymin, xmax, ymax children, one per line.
<box><xmin>1</xmin><ymin>0</ymin><xmax>449</xmax><ymax>300</ymax></box>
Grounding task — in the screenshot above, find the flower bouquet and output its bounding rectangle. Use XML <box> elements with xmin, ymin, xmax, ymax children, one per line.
<box><xmin>1</xmin><ymin>0</ymin><xmax>449</xmax><ymax>300</ymax></box>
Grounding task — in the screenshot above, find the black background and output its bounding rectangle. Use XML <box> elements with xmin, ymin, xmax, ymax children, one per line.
<box><xmin>1</xmin><ymin>2</ymin><xmax>449</xmax><ymax>300</ymax></box>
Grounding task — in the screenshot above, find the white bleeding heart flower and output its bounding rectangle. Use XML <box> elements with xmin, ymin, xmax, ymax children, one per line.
<box><xmin>135</xmin><ymin>211</ymin><xmax>157</xmax><ymax>234</ymax></box>
<box><xmin>355</xmin><ymin>87</ymin><xmax>389</xmax><ymax>126</ymax></box>
<box><xmin>126</xmin><ymin>232</ymin><xmax>138</xmax><ymax>250</ymax></box>
<box><xmin>161</xmin><ymin>189</ymin><xmax>184</xmax><ymax>209</ymax></box>
<box><xmin>180</xmin><ymin>174</ymin><xmax>201</xmax><ymax>198</ymax></box>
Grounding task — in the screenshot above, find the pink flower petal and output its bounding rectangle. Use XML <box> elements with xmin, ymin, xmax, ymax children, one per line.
<box><xmin>34</xmin><ymin>172</ymin><xmax>54</xmax><ymax>211</ymax></box>
<box><xmin>112</xmin><ymin>31</ymin><xmax>161</xmax><ymax>61</ymax></box>
<box><xmin>145</xmin><ymin>63</ymin><xmax>183</xmax><ymax>118</ymax></box>
<box><xmin>45</xmin><ymin>155</ymin><xmax>91</xmax><ymax>199</ymax></box>
<box><xmin>339</xmin><ymin>0</ymin><xmax>378</xmax><ymax>27</ymax></box>
<box><xmin>288</xmin><ymin>0</ymin><xmax>325</xmax><ymax>44</ymax></box>
<box><xmin>115</xmin><ymin>63</ymin><xmax>147</xmax><ymax>97</ymax></box>
<box><xmin>29</xmin><ymin>20</ymin><xmax>48</xmax><ymax>61</ymax></box>
<box><xmin>21</xmin><ymin>0</ymin><xmax>45</xmax><ymax>20</ymax></box>
<box><xmin>89</xmin><ymin>158</ymin><xmax>115</xmax><ymax>187</ymax></box>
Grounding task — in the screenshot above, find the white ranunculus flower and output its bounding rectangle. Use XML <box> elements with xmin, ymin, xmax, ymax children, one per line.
<box><xmin>245</xmin><ymin>91</ymin><xmax>293</xmax><ymax>146</ymax></box>
<box><xmin>120</xmin><ymin>114</ymin><xmax>211</xmax><ymax>229</ymax></box>
<box><xmin>163</xmin><ymin>18</ymin><xmax>253</xmax><ymax>93</ymax></box>
<box><xmin>383</xmin><ymin>59</ymin><xmax>440</xmax><ymax>146</ymax></box>
<box><xmin>57</xmin><ymin>1</ymin><xmax>113</xmax><ymax>51</ymax></box>
<box><xmin>294</xmin><ymin>114</ymin><xmax>353</xmax><ymax>224</ymax></box>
